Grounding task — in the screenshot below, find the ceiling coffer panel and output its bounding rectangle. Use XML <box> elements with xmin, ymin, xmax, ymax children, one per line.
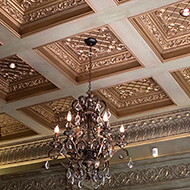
<box><xmin>130</xmin><ymin>0</ymin><xmax>190</xmax><ymax>62</ymax></box>
<box><xmin>0</xmin><ymin>55</ymin><xmax>58</xmax><ymax>102</ymax></box>
<box><xmin>171</xmin><ymin>67</ymin><xmax>190</xmax><ymax>98</ymax></box>
<box><xmin>35</xmin><ymin>26</ymin><xmax>142</xmax><ymax>84</ymax></box>
<box><xmin>0</xmin><ymin>0</ymin><xmax>94</xmax><ymax>37</ymax></box>
<box><xmin>20</xmin><ymin>96</ymin><xmax>75</xmax><ymax>130</ymax></box>
<box><xmin>0</xmin><ymin>113</ymin><xmax>37</xmax><ymax>141</ymax></box>
<box><xmin>95</xmin><ymin>77</ymin><xmax>174</xmax><ymax>117</ymax></box>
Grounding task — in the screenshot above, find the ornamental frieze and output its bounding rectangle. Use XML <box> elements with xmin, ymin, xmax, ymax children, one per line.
<box><xmin>2</xmin><ymin>157</ymin><xmax>190</xmax><ymax>190</ymax></box>
<box><xmin>1</xmin><ymin>107</ymin><xmax>190</xmax><ymax>166</ymax></box>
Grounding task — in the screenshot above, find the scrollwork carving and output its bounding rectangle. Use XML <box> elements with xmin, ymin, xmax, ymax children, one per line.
<box><xmin>106</xmin><ymin>164</ymin><xmax>190</xmax><ymax>187</ymax></box>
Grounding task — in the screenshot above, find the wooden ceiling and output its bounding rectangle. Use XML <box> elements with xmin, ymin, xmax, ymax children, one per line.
<box><xmin>1</xmin><ymin>0</ymin><xmax>190</xmax><ymax>177</ymax></box>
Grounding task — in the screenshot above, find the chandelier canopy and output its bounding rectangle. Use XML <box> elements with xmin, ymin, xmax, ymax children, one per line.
<box><xmin>46</xmin><ymin>38</ymin><xmax>133</xmax><ymax>189</ymax></box>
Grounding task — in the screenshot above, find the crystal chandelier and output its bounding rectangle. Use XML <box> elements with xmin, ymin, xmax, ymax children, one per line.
<box><xmin>46</xmin><ymin>38</ymin><xmax>133</xmax><ymax>189</ymax></box>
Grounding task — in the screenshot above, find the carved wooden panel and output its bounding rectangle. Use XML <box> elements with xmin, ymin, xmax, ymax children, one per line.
<box><xmin>171</xmin><ymin>67</ymin><xmax>190</xmax><ymax>98</ymax></box>
<box><xmin>96</xmin><ymin>77</ymin><xmax>174</xmax><ymax>117</ymax></box>
<box><xmin>0</xmin><ymin>113</ymin><xmax>36</xmax><ymax>141</ymax></box>
<box><xmin>0</xmin><ymin>0</ymin><xmax>93</xmax><ymax>37</ymax></box>
<box><xmin>20</xmin><ymin>96</ymin><xmax>75</xmax><ymax>130</ymax></box>
<box><xmin>0</xmin><ymin>55</ymin><xmax>58</xmax><ymax>102</ymax></box>
<box><xmin>36</xmin><ymin>26</ymin><xmax>142</xmax><ymax>84</ymax></box>
<box><xmin>130</xmin><ymin>0</ymin><xmax>190</xmax><ymax>62</ymax></box>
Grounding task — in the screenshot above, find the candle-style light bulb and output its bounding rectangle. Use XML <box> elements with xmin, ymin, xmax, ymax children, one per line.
<box><xmin>120</xmin><ymin>124</ymin><xmax>125</xmax><ymax>133</ymax></box>
<box><xmin>67</xmin><ymin>111</ymin><xmax>72</xmax><ymax>122</ymax></box>
<box><xmin>103</xmin><ymin>111</ymin><xmax>109</xmax><ymax>122</ymax></box>
<box><xmin>54</xmin><ymin>125</ymin><xmax>60</xmax><ymax>134</ymax></box>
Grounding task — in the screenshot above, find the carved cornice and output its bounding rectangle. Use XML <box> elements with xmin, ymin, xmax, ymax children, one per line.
<box><xmin>96</xmin><ymin>77</ymin><xmax>174</xmax><ymax>117</ymax></box>
<box><xmin>1</xmin><ymin>107</ymin><xmax>190</xmax><ymax>166</ymax></box>
<box><xmin>0</xmin><ymin>55</ymin><xmax>58</xmax><ymax>102</ymax></box>
<box><xmin>2</xmin><ymin>155</ymin><xmax>190</xmax><ymax>190</ymax></box>
<box><xmin>37</xmin><ymin>26</ymin><xmax>141</xmax><ymax>83</ymax></box>
<box><xmin>113</xmin><ymin>107</ymin><xmax>190</xmax><ymax>144</ymax></box>
<box><xmin>106</xmin><ymin>163</ymin><xmax>190</xmax><ymax>188</ymax></box>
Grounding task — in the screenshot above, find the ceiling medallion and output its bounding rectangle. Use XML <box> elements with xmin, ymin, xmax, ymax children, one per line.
<box><xmin>46</xmin><ymin>38</ymin><xmax>133</xmax><ymax>189</ymax></box>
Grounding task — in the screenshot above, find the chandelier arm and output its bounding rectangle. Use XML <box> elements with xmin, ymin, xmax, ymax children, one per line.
<box><xmin>99</xmin><ymin>100</ymin><xmax>107</xmax><ymax>115</ymax></box>
<box><xmin>70</xmin><ymin>138</ymin><xmax>84</xmax><ymax>159</ymax></box>
<box><xmin>105</xmin><ymin>148</ymin><xmax>129</xmax><ymax>162</ymax></box>
<box><xmin>97</xmin><ymin>137</ymin><xmax>106</xmax><ymax>157</ymax></box>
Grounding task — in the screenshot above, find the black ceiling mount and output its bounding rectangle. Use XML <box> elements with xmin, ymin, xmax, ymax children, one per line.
<box><xmin>84</xmin><ymin>37</ymin><xmax>97</xmax><ymax>46</ymax></box>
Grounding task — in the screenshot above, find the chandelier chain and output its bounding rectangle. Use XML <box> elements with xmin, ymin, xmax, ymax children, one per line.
<box><xmin>88</xmin><ymin>46</ymin><xmax>92</xmax><ymax>93</ymax></box>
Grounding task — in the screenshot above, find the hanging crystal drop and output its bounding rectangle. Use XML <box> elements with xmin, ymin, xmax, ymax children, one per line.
<box><xmin>66</xmin><ymin>168</ymin><xmax>72</xmax><ymax>179</ymax></box>
<box><xmin>75</xmin><ymin>113</ymin><xmax>81</xmax><ymax>125</ymax></box>
<box><xmin>102</xmin><ymin>176</ymin><xmax>106</xmax><ymax>185</ymax></box>
<box><xmin>75</xmin><ymin>103</ymin><xmax>82</xmax><ymax>111</ymax></box>
<box><xmin>97</xmin><ymin>116</ymin><xmax>102</xmax><ymax>123</ymax></box>
<box><xmin>45</xmin><ymin>161</ymin><xmax>50</xmax><ymax>170</ymax></box>
<box><xmin>109</xmin><ymin>148</ymin><xmax>113</xmax><ymax>157</ymax></box>
<box><xmin>78</xmin><ymin>180</ymin><xmax>82</xmax><ymax>189</ymax></box>
<box><xmin>60</xmin><ymin>146</ymin><xmax>66</xmax><ymax>156</ymax></box>
<box><xmin>71</xmin><ymin>175</ymin><xmax>75</xmax><ymax>185</ymax></box>
<box><xmin>95</xmin><ymin>103</ymin><xmax>101</xmax><ymax>112</ymax></box>
<box><xmin>128</xmin><ymin>157</ymin><xmax>134</xmax><ymax>169</ymax></box>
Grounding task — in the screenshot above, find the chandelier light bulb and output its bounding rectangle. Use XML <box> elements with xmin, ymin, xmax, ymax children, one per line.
<box><xmin>8</xmin><ymin>62</ymin><xmax>17</xmax><ymax>69</ymax></box>
<box><xmin>180</xmin><ymin>8</ymin><xmax>190</xmax><ymax>17</ymax></box>
<box><xmin>120</xmin><ymin>124</ymin><xmax>125</xmax><ymax>133</ymax></box>
<box><xmin>67</xmin><ymin>111</ymin><xmax>72</xmax><ymax>122</ymax></box>
<box><xmin>54</xmin><ymin>125</ymin><xmax>60</xmax><ymax>134</ymax></box>
<box><xmin>103</xmin><ymin>111</ymin><xmax>109</xmax><ymax>122</ymax></box>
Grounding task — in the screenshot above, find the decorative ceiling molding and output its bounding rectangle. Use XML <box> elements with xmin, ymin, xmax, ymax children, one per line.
<box><xmin>106</xmin><ymin>163</ymin><xmax>190</xmax><ymax>188</ymax></box>
<box><xmin>96</xmin><ymin>77</ymin><xmax>174</xmax><ymax>117</ymax></box>
<box><xmin>171</xmin><ymin>67</ymin><xmax>190</xmax><ymax>98</ymax></box>
<box><xmin>0</xmin><ymin>113</ymin><xmax>37</xmax><ymax>141</ymax></box>
<box><xmin>0</xmin><ymin>0</ymin><xmax>94</xmax><ymax>37</ymax></box>
<box><xmin>130</xmin><ymin>0</ymin><xmax>190</xmax><ymax>62</ymax></box>
<box><xmin>0</xmin><ymin>55</ymin><xmax>58</xmax><ymax>102</ymax></box>
<box><xmin>1</xmin><ymin>107</ymin><xmax>189</xmax><ymax>167</ymax></box>
<box><xmin>2</xmin><ymin>153</ymin><xmax>190</xmax><ymax>190</ymax></box>
<box><xmin>35</xmin><ymin>25</ymin><xmax>142</xmax><ymax>84</ymax></box>
<box><xmin>20</xmin><ymin>96</ymin><xmax>75</xmax><ymax>130</ymax></box>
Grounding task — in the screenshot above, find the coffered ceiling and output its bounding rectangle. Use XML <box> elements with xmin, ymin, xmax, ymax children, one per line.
<box><xmin>1</xmin><ymin>0</ymin><xmax>190</xmax><ymax>184</ymax></box>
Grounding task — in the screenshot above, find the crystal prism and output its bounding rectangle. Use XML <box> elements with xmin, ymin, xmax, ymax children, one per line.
<box><xmin>45</xmin><ymin>161</ymin><xmax>50</xmax><ymax>170</ymax></box>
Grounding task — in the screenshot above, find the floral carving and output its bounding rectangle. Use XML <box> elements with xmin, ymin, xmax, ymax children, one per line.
<box><xmin>1</xmin><ymin>0</ymin><xmax>86</xmax><ymax>25</ymax></box>
<box><xmin>2</xmin><ymin>161</ymin><xmax>190</xmax><ymax>189</ymax></box>
<box><xmin>106</xmin><ymin>164</ymin><xmax>190</xmax><ymax>187</ymax></box>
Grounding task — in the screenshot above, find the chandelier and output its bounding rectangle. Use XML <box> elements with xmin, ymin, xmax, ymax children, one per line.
<box><xmin>46</xmin><ymin>37</ymin><xmax>133</xmax><ymax>189</ymax></box>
